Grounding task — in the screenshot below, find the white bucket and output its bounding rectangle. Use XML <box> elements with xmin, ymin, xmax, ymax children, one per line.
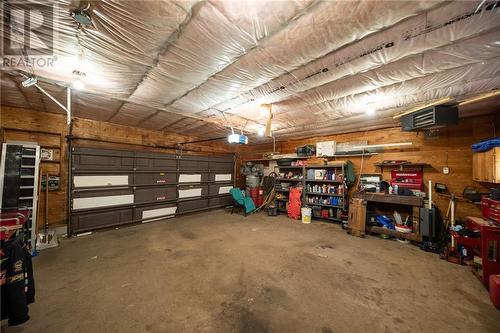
<box><xmin>301</xmin><ymin>207</ymin><xmax>312</xmax><ymax>224</ymax></box>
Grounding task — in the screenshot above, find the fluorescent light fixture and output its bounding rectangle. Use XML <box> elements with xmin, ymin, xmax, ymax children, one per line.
<box><xmin>22</xmin><ymin>76</ymin><xmax>37</xmax><ymax>88</ymax></box>
<box><xmin>72</xmin><ymin>79</ymin><xmax>85</xmax><ymax>90</ymax></box>
<box><xmin>257</xmin><ymin>127</ymin><xmax>265</xmax><ymax>136</ymax></box>
<box><xmin>228</xmin><ymin>133</ymin><xmax>248</xmax><ymax>144</ymax></box>
<box><xmin>366</xmin><ymin>106</ymin><xmax>375</xmax><ymax>115</ymax></box>
<box><xmin>352</xmin><ymin>142</ymin><xmax>413</xmax><ymax>149</ymax></box>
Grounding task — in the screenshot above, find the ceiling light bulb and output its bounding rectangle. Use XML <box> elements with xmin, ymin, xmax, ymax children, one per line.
<box><xmin>260</xmin><ymin>107</ymin><xmax>268</xmax><ymax>118</ymax></box>
<box><xmin>366</xmin><ymin>106</ymin><xmax>375</xmax><ymax>116</ymax></box>
<box><xmin>72</xmin><ymin>79</ymin><xmax>85</xmax><ymax>90</ymax></box>
<box><xmin>257</xmin><ymin>127</ymin><xmax>265</xmax><ymax>136</ymax></box>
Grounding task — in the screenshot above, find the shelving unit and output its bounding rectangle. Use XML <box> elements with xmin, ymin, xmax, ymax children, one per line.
<box><xmin>274</xmin><ymin>165</ymin><xmax>305</xmax><ymax>213</ymax></box>
<box><xmin>0</xmin><ymin>142</ymin><xmax>40</xmax><ymax>252</ymax></box>
<box><xmin>304</xmin><ymin>163</ymin><xmax>347</xmax><ymax>222</ymax></box>
<box><xmin>274</xmin><ymin>163</ymin><xmax>348</xmax><ymax>222</ymax></box>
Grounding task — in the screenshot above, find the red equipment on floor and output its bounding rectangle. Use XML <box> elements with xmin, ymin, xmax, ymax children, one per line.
<box><xmin>490</xmin><ymin>275</ymin><xmax>500</xmax><ymax>310</ymax></box>
<box><xmin>249</xmin><ymin>187</ymin><xmax>263</xmax><ymax>207</ymax></box>
<box><xmin>287</xmin><ymin>188</ymin><xmax>302</xmax><ymax>220</ymax></box>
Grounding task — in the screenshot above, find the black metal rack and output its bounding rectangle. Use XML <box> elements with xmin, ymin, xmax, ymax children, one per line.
<box><xmin>274</xmin><ymin>163</ymin><xmax>347</xmax><ymax>222</ymax></box>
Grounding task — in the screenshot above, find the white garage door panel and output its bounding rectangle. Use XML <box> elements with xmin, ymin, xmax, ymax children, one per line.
<box><xmin>142</xmin><ymin>207</ymin><xmax>177</xmax><ymax>219</ymax></box>
<box><xmin>215</xmin><ymin>174</ymin><xmax>232</xmax><ymax>182</ymax></box>
<box><xmin>218</xmin><ymin>186</ymin><xmax>233</xmax><ymax>194</ymax></box>
<box><xmin>73</xmin><ymin>195</ymin><xmax>134</xmax><ymax>210</ymax></box>
<box><xmin>74</xmin><ymin>175</ymin><xmax>129</xmax><ymax>188</ymax></box>
<box><xmin>178</xmin><ymin>188</ymin><xmax>202</xmax><ymax>198</ymax></box>
<box><xmin>179</xmin><ymin>174</ymin><xmax>202</xmax><ymax>183</ymax></box>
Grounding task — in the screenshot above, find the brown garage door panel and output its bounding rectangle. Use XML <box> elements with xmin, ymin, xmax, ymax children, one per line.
<box><xmin>134</xmin><ymin>187</ymin><xmax>177</xmax><ymax>203</ymax></box>
<box><xmin>72</xmin><ymin>208</ymin><xmax>133</xmax><ymax>232</ymax></box>
<box><xmin>73</xmin><ymin>154</ymin><xmax>134</xmax><ymax>171</ymax></box>
<box><xmin>178</xmin><ymin>199</ymin><xmax>209</xmax><ymax>213</ymax></box>
<box><xmin>178</xmin><ymin>158</ymin><xmax>209</xmax><ymax>171</ymax></box>
<box><xmin>134</xmin><ymin>173</ymin><xmax>177</xmax><ymax>186</ymax></box>
<box><xmin>209</xmin><ymin>196</ymin><xmax>232</xmax><ymax>207</ymax></box>
<box><xmin>135</xmin><ymin>156</ymin><xmax>176</xmax><ymax>171</ymax></box>
<box><xmin>209</xmin><ymin>160</ymin><xmax>233</xmax><ymax>171</ymax></box>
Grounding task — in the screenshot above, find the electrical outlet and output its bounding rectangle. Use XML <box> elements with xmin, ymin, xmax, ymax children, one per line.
<box><xmin>443</xmin><ymin>167</ymin><xmax>449</xmax><ymax>174</ymax></box>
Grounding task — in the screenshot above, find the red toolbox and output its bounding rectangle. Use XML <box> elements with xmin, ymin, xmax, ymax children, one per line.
<box><xmin>390</xmin><ymin>170</ymin><xmax>423</xmax><ymax>191</ymax></box>
<box><xmin>464</xmin><ymin>217</ymin><xmax>500</xmax><ymax>289</ymax></box>
<box><xmin>482</xmin><ymin>197</ymin><xmax>500</xmax><ymax>223</ymax></box>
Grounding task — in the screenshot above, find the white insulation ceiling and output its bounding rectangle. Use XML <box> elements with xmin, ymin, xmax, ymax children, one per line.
<box><xmin>1</xmin><ymin>0</ymin><xmax>499</xmax><ymax>139</ymax></box>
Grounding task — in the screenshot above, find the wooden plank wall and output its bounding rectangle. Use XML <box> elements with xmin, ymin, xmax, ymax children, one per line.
<box><xmin>0</xmin><ymin>106</ymin><xmax>234</xmax><ymax>227</ymax></box>
<box><xmin>237</xmin><ymin>114</ymin><xmax>500</xmax><ymax>220</ymax></box>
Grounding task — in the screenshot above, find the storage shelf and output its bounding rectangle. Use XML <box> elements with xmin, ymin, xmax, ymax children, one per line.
<box><xmin>305</xmin><ymin>179</ymin><xmax>341</xmax><ymax>183</ymax></box>
<box><xmin>276</xmin><ymin>178</ymin><xmax>303</xmax><ymax>182</ymax></box>
<box><xmin>244</xmin><ymin>153</ymin><xmax>377</xmax><ymax>162</ymax></box>
<box><xmin>306</xmin><ymin>192</ymin><xmax>343</xmax><ymax>197</ymax></box>
<box><xmin>277</xmin><ymin>166</ymin><xmax>304</xmax><ymax>169</ymax></box>
<box><xmin>311</xmin><ymin>216</ymin><xmax>342</xmax><ymax>222</ymax></box>
<box><xmin>304</xmin><ymin>164</ymin><xmax>345</xmax><ymax>169</ymax></box>
<box><xmin>306</xmin><ymin>203</ymin><xmax>343</xmax><ymax>209</ymax></box>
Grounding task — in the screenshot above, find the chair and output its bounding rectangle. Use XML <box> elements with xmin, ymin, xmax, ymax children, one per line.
<box><xmin>229</xmin><ymin>188</ymin><xmax>255</xmax><ymax>216</ymax></box>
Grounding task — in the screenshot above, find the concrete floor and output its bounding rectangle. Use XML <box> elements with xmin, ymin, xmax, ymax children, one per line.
<box><xmin>3</xmin><ymin>209</ymin><xmax>500</xmax><ymax>333</ymax></box>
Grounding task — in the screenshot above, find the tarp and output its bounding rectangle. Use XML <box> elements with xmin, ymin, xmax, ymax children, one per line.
<box><xmin>1</xmin><ymin>0</ymin><xmax>499</xmax><ymax>138</ymax></box>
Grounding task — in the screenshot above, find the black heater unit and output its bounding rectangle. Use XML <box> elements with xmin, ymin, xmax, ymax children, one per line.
<box><xmin>401</xmin><ymin>105</ymin><xmax>458</xmax><ymax>131</ymax></box>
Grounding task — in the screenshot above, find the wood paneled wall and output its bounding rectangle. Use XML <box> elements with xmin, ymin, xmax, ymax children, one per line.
<box><xmin>237</xmin><ymin>114</ymin><xmax>499</xmax><ymax>220</ymax></box>
<box><xmin>0</xmin><ymin>106</ymin><xmax>234</xmax><ymax>227</ymax></box>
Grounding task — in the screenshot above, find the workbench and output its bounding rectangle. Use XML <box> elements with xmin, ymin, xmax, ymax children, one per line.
<box><xmin>349</xmin><ymin>193</ymin><xmax>424</xmax><ymax>241</ymax></box>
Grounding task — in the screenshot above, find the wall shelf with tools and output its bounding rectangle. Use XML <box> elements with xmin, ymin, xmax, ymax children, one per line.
<box><xmin>274</xmin><ymin>165</ymin><xmax>305</xmax><ymax>212</ymax></box>
<box><xmin>304</xmin><ymin>164</ymin><xmax>347</xmax><ymax>223</ymax></box>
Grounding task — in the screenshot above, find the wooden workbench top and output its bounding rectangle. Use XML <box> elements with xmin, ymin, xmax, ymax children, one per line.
<box><xmin>466</xmin><ymin>216</ymin><xmax>499</xmax><ymax>227</ymax></box>
<box><xmin>353</xmin><ymin>192</ymin><xmax>423</xmax><ymax>206</ymax></box>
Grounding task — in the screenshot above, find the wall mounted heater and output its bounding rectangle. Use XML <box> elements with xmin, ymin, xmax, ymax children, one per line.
<box><xmin>401</xmin><ymin>105</ymin><xmax>458</xmax><ymax>131</ymax></box>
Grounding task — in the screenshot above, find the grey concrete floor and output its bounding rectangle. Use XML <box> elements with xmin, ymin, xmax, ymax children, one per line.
<box><xmin>2</xmin><ymin>209</ymin><xmax>500</xmax><ymax>333</ymax></box>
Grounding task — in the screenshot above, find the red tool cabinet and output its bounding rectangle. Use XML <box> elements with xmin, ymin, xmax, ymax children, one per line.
<box><xmin>454</xmin><ymin>217</ymin><xmax>500</xmax><ymax>288</ymax></box>
<box><xmin>390</xmin><ymin>170</ymin><xmax>423</xmax><ymax>191</ymax></box>
<box><xmin>482</xmin><ymin>197</ymin><xmax>500</xmax><ymax>223</ymax></box>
